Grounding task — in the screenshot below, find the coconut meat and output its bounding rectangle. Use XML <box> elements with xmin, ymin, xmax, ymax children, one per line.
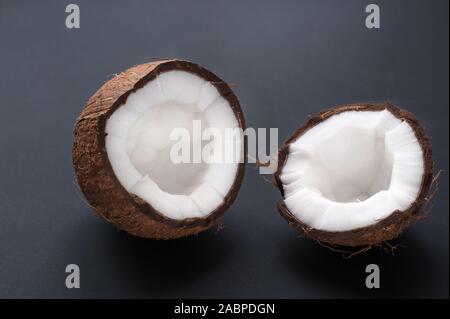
<box><xmin>105</xmin><ymin>70</ymin><xmax>242</xmax><ymax>220</ymax></box>
<box><xmin>280</xmin><ymin>109</ymin><xmax>424</xmax><ymax>232</ymax></box>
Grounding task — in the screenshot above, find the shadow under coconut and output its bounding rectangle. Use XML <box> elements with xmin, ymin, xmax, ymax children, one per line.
<box><xmin>280</xmin><ymin>231</ymin><xmax>437</xmax><ymax>298</ymax></box>
<box><xmin>103</xmin><ymin>224</ymin><xmax>236</xmax><ymax>297</ymax></box>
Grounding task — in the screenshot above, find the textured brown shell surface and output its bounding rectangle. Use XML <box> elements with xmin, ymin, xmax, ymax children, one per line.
<box><xmin>72</xmin><ymin>60</ymin><xmax>240</xmax><ymax>239</ymax></box>
<box><xmin>275</xmin><ymin>102</ymin><xmax>434</xmax><ymax>247</ymax></box>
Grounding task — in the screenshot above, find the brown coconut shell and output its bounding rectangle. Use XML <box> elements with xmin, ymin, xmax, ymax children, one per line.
<box><xmin>274</xmin><ymin>102</ymin><xmax>434</xmax><ymax>247</ymax></box>
<box><xmin>73</xmin><ymin>59</ymin><xmax>246</xmax><ymax>239</ymax></box>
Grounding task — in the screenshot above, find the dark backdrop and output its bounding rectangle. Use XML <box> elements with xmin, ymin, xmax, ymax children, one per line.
<box><xmin>0</xmin><ymin>0</ymin><xmax>448</xmax><ymax>298</ymax></box>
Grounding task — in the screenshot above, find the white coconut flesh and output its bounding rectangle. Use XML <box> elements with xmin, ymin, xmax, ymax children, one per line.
<box><xmin>105</xmin><ymin>70</ymin><xmax>243</xmax><ymax>220</ymax></box>
<box><xmin>280</xmin><ymin>109</ymin><xmax>425</xmax><ymax>232</ymax></box>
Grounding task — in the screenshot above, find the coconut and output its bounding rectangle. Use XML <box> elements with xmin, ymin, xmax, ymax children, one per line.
<box><xmin>275</xmin><ymin>102</ymin><xmax>434</xmax><ymax>247</ymax></box>
<box><xmin>73</xmin><ymin>59</ymin><xmax>245</xmax><ymax>239</ymax></box>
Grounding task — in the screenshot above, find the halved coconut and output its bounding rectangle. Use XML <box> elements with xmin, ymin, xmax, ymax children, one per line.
<box><xmin>275</xmin><ymin>102</ymin><xmax>433</xmax><ymax>247</ymax></box>
<box><xmin>73</xmin><ymin>59</ymin><xmax>245</xmax><ymax>239</ymax></box>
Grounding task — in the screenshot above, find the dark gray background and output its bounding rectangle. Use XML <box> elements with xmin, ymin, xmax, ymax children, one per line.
<box><xmin>0</xmin><ymin>0</ymin><xmax>448</xmax><ymax>298</ymax></box>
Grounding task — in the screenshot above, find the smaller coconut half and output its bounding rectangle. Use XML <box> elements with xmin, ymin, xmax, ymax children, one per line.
<box><xmin>275</xmin><ymin>102</ymin><xmax>434</xmax><ymax>247</ymax></box>
<box><xmin>73</xmin><ymin>59</ymin><xmax>245</xmax><ymax>239</ymax></box>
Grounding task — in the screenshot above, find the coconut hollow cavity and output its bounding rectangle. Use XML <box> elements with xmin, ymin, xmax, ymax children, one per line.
<box><xmin>73</xmin><ymin>59</ymin><xmax>245</xmax><ymax>239</ymax></box>
<box><xmin>275</xmin><ymin>102</ymin><xmax>433</xmax><ymax>247</ymax></box>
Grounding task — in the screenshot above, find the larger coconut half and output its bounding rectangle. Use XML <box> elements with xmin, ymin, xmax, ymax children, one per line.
<box><xmin>73</xmin><ymin>59</ymin><xmax>245</xmax><ymax>239</ymax></box>
<box><xmin>275</xmin><ymin>102</ymin><xmax>433</xmax><ymax>247</ymax></box>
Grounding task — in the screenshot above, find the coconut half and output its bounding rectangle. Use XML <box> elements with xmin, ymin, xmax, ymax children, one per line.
<box><xmin>275</xmin><ymin>102</ymin><xmax>433</xmax><ymax>247</ymax></box>
<box><xmin>73</xmin><ymin>59</ymin><xmax>245</xmax><ymax>239</ymax></box>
